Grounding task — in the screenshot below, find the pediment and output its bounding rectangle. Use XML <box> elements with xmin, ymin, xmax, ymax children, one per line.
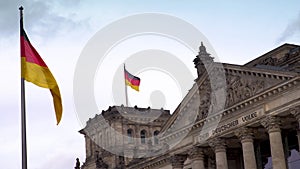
<box><xmin>196</xmin><ymin>64</ymin><xmax>296</xmax><ymax>120</ymax></box>
<box><xmin>244</xmin><ymin>43</ymin><xmax>300</xmax><ymax>73</ymax></box>
<box><xmin>160</xmin><ymin>63</ymin><xmax>297</xmax><ymax>139</ymax></box>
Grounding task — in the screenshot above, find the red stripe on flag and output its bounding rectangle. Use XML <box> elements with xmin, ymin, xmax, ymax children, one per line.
<box><xmin>125</xmin><ymin>74</ymin><xmax>140</xmax><ymax>86</ymax></box>
<box><xmin>128</xmin><ymin>78</ymin><xmax>140</xmax><ymax>86</ymax></box>
<box><xmin>21</xmin><ymin>34</ymin><xmax>48</xmax><ymax>67</ymax></box>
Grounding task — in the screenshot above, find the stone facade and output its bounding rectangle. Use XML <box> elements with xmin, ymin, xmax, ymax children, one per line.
<box><xmin>79</xmin><ymin>106</ymin><xmax>171</xmax><ymax>169</ymax></box>
<box><xmin>78</xmin><ymin>43</ymin><xmax>300</xmax><ymax>169</ymax></box>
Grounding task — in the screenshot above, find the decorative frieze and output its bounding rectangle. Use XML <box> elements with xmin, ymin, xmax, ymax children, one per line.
<box><xmin>226</xmin><ymin>75</ymin><xmax>265</xmax><ymax>107</ymax></box>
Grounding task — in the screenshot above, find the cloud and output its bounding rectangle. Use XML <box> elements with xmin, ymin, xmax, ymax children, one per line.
<box><xmin>0</xmin><ymin>0</ymin><xmax>89</xmax><ymax>38</ymax></box>
<box><xmin>277</xmin><ymin>11</ymin><xmax>300</xmax><ymax>43</ymax></box>
<box><xmin>0</xmin><ymin>0</ymin><xmax>19</xmax><ymax>35</ymax></box>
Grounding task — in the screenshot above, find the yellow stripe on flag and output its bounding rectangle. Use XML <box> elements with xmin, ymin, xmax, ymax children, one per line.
<box><xmin>21</xmin><ymin>57</ymin><xmax>63</xmax><ymax>124</ymax></box>
<box><xmin>125</xmin><ymin>79</ymin><xmax>139</xmax><ymax>91</ymax></box>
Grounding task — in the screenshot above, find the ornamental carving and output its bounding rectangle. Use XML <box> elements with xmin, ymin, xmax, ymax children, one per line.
<box><xmin>189</xmin><ymin>146</ymin><xmax>204</xmax><ymax>160</ymax></box>
<box><xmin>254</xmin><ymin>47</ymin><xmax>300</xmax><ymax>71</ymax></box>
<box><xmin>208</xmin><ymin>138</ymin><xmax>226</xmax><ymax>152</ymax></box>
<box><xmin>290</xmin><ymin>106</ymin><xmax>300</xmax><ymax>129</ymax></box>
<box><xmin>195</xmin><ymin>68</ymin><xmax>283</xmax><ymax>121</ymax></box>
<box><xmin>196</xmin><ymin>66</ymin><xmax>226</xmax><ymax>121</ymax></box>
<box><xmin>260</xmin><ymin>116</ymin><xmax>281</xmax><ymax>133</ymax></box>
<box><xmin>197</xmin><ymin>80</ymin><xmax>212</xmax><ymax>120</ymax></box>
<box><xmin>225</xmin><ymin>74</ymin><xmax>265</xmax><ymax>107</ymax></box>
<box><xmin>290</xmin><ymin>106</ymin><xmax>300</xmax><ymax>120</ymax></box>
<box><xmin>259</xmin><ymin>49</ymin><xmax>298</xmax><ymax>67</ymax></box>
<box><xmin>235</xmin><ymin>127</ymin><xmax>254</xmax><ymax>142</ymax></box>
<box><xmin>260</xmin><ymin>56</ymin><xmax>288</xmax><ymax>66</ymax></box>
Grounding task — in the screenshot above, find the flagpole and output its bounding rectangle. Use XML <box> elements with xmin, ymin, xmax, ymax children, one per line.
<box><xmin>19</xmin><ymin>6</ymin><xmax>28</xmax><ymax>169</ymax></box>
<box><xmin>123</xmin><ymin>63</ymin><xmax>128</xmax><ymax>106</ymax></box>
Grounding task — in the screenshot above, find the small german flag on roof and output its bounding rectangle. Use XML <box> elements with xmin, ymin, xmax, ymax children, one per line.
<box><xmin>124</xmin><ymin>68</ymin><xmax>140</xmax><ymax>91</ymax></box>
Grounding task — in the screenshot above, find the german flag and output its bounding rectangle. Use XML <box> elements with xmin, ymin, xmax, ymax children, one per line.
<box><xmin>124</xmin><ymin>69</ymin><xmax>140</xmax><ymax>91</ymax></box>
<box><xmin>21</xmin><ymin>29</ymin><xmax>63</xmax><ymax>124</ymax></box>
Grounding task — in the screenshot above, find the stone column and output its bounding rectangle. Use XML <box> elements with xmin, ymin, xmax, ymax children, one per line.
<box><xmin>209</xmin><ymin>138</ymin><xmax>228</xmax><ymax>169</ymax></box>
<box><xmin>290</xmin><ymin>107</ymin><xmax>300</xmax><ymax>152</ymax></box>
<box><xmin>235</xmin><ymin>127</ymin><xmax>257</xmax><ymax>169</ymax></box>
<box><xmin>261</xmin><ymin>116</ymin><xmax>287</xmax><ymax>169</ymax></box>
<box><xmin>207</xmin><ymin>157</ymin><xmax>216</xmax><ymax>169</ymax></box>
<box><xmin>170</xmin><ymin>154</ymin><xmax>187</xmax><ymax>169</ymax></box>
<box><xmin>189</xmin><ymin>146</ymin><xmax>205</xmax><ymax>169</ymax></box>
<box><xmin>297</xmin><ymin>130</ymin><xmax>300</xmax><ymax>153</ymax></box>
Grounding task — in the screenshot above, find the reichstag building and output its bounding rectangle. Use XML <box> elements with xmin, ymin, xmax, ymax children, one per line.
<box><xmin>76</xmin><ymin>43</ymin><xmax>300</xmax><ymax>169</ymax></box>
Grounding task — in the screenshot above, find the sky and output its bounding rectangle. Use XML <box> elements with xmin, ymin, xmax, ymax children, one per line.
<box><xmin>1</xmin><ymin>0</ymin><xmax>300</xmax><ymax>169</ymax></box>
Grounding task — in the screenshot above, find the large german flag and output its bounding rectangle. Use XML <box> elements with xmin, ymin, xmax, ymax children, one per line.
<box><xmin>124</xmin><ymin>69</ymin><xmax>140</xmax><ymax>91</ymax></box>
<box><xmin>21</xmin><ymin>29</ymin><xmax>63</xmax><ymax>124</ymax></box>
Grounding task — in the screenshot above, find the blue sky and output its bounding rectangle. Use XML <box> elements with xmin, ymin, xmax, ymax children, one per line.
<box><xmin>0</xmin><ymin>1</ymin><xmax>300</xmax><ymax>169</ymax></box>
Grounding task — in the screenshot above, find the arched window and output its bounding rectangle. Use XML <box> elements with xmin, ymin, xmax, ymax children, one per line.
<box><xmin>140</xmin><ymin>130</ymin><xmax>147</xmax><ymax>144</ymax></box>
<box><xmin>127</xmin><ymin>129</ymin><xmax>133</xmax><ymax>143</ymax></box>
<box><xmin>154</xmin><ymin>130</ymin><xmax>159</xmax><ymax>144</ymax></box>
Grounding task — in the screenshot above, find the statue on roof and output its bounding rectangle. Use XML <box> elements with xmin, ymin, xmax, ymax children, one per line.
<box><xmin>74</xmin><ymin>158</ymin><xmax>80</xmax><ymax>169</ymax></box>
<box><xmin>193</xmin><ymin>42</ymin><xmax>215</xmax><ymax>77</ymax></box>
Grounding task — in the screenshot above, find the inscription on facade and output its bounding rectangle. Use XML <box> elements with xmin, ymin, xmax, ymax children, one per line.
<box><xmin>212</xmin><ymin>120</ymin><xmax>239</xmax><ymax>135</ymax></box>
<box><xmin>196</xmin><ymin>109</ymin><xmax>263</xmax><ymax>143</ymax></box>
<box><xmin>241</xmin><ymin>112</ymin><xmax>257</xmax><ymax>123</ymax></box>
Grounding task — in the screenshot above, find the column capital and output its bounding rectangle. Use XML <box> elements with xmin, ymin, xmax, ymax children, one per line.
<box><xmin>235</xmin><ymin>127</ymin><xmax>254</xmax><ymax>143</ymax></box>
<box><xmin>290</xmin><ymin>106</ymin><xmax>300</xmax><ymax>117</ymax></box>
<box><xmin>170</xmin><ymin>154</ymin><xmax>187</xmax><ymax>168</ymax></box>
<box><xmin>189</xmin><ymin>146</ymin><xmax>204</xmax><ymax>160</ymax></box>
<box><xmin>290</xmin><ymin>106</ymin><xmax>300</xmax><ymax>128</ymax></box>
<box><xmin>208</xmin><ymin>138</ymin><xmax>226</xmax><ymax>153</ymax></box>
<box><xmin>260</xmin><ymin>116</ymin><xmax>281</xmax><ymax>133</ymax></box>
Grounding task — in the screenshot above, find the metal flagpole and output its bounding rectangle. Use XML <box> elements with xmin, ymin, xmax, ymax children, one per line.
<box><xmin>19</xmin><ymin>6</ymin><xmax>28</xmax><ymax>169</ymax></box>
<box><xmin>123</xmin><ymin>63</ymin><xmax>128</xmax><ymax>106</ymax></box>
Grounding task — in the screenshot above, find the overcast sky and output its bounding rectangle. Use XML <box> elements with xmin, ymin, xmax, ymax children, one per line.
<box><xmin>1</xmin><ymin>1</ymin><xmax>300</xmax><ymax>169</ymax></box>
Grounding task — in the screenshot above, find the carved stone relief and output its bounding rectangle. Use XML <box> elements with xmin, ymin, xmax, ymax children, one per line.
<box><xmin>225</xmin><ymin>74</ymin><xmax>265</xmax><ymax>107</ymax></box>
<box><xmin>195</xmin><ymin>67</ymin><xmax>284</xmax><ymax>121</ymax></box>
